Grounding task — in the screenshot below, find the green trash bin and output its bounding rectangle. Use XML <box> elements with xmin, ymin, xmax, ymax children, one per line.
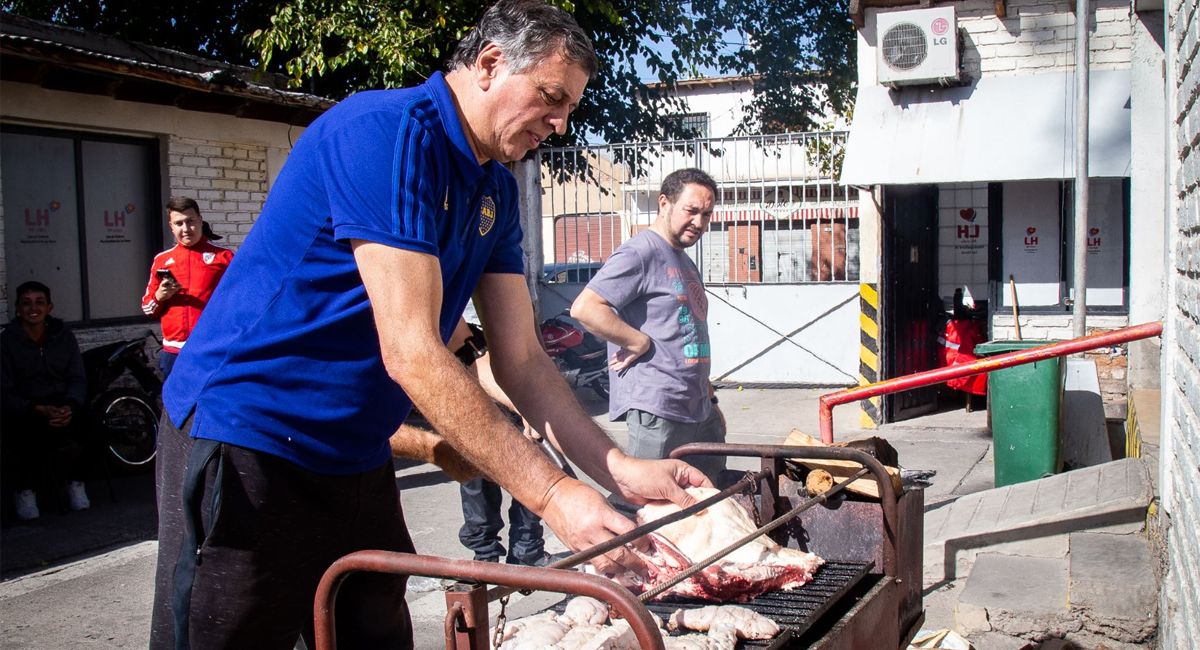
<box><xmin>974</xmin><ymin>340</ymin><xmax>1064</xmax><ymax>488</ymax></box>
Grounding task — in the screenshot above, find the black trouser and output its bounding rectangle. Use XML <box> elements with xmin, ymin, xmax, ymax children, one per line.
<box><xmin>150</xmin><ymin>412</ymin><xmax>415</xmax><ymax>650</ymax></box>
<box><xmin>1</xmin><ymin>407</ymin><xmax>89</xmax><ymax>492</ymax></box>
<box><xmin>458</xmin><ymin>478</ymin><xmax>544</xmax><ymax>564</ymax></box>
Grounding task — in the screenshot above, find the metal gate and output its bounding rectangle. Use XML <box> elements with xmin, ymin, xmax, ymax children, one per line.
<box><xmin>537</xmin><ymin>133</ymin><xmax>861</xmax><ymax>385</ymax></box>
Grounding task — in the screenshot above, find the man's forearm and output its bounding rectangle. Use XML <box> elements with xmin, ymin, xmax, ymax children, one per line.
<box><xmin>389</xmin><ymin>424</ymin><xmax>481</xmax><ymax>482</ymax></box>
<box><xmin>491</xmin><ymin>347</ymin><xmax>625</xmax><ymax>494</ymax></box>
<box><xmin>571</xmin><ymin>292</ymin><xmax>646</xmax><ymax>350</ymax></box>
<box><xmin>391</xmin><ymin>345</ymin><xmax>568</xmax><ymax>514</ymax></box>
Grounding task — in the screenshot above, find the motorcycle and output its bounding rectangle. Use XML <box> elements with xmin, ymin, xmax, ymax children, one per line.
<box><xmin>540</xmin><ymin>312</ymin><xmax>610</xmax><ymax>401</ymax></box>
<box><xmin>81</xmin><ymin>331</ymin><xmax>163</xmax><ymax>471</ymax></box>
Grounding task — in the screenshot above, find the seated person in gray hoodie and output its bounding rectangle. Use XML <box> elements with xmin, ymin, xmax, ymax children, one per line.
<box><xmin>1</xmin><ymin>281</ymin><xmax>90</xmax><ymax>520</ymax></box>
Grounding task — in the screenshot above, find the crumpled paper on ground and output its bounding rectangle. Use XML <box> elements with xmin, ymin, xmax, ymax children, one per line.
<box><xmin>908</xmin><ymin>628</ymin><xmax>972</xmax><ymax>649</ymax></box>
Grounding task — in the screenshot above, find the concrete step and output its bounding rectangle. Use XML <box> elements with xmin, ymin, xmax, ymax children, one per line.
<box><xmin>923</xmin><ymin>457</ymin><xmax>1153</xmax><ymax>584</ymax></box>
<box><xmin>953</xmin><ymin>530</ymin><xmax>1157</xmax><ymax>648</ymax></box>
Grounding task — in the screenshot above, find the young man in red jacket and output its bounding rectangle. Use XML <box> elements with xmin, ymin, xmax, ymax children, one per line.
<box><xmin>141</xmin><ymin>197</ymin><xmax>233</xmax><ymax>377</ymax></box>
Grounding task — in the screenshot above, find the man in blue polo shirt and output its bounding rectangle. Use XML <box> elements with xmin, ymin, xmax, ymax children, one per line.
<box><xmin>149</xmin><ymin>2</ymin><xmax>710</xmax><ymax>648</ymax></box>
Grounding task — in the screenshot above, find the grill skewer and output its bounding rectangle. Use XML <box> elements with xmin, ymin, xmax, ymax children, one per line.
<box><xmin>636</xmin><ymin>467</ymin><xmax>871</xmax><ymax>602</ymax></box>
<box><xmin>485</xmin><ymin>469</ymin><xmax>768</xmax><ymax>601</ymax></box>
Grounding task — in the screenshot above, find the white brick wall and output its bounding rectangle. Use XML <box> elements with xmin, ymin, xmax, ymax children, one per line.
<box><xmin>954</xmin><ymin>0</ymin><xmax>1132</xmax><ymax>79</ymax></box>
<box><xmin>1161</xmin><ymin>0</ymin><xmax>1200</xmax><ymax>644</ymax></box>
<box><xmin>167</xmin><ymin>135</ymin><xmax>271</xmax><ymax>249</ymax></box>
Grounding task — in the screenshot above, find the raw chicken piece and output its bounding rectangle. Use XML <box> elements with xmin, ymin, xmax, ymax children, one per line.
<box><xmin>629</xmin><ymin>487</ymin><xmax>824</xmax><ymax>602</ymax></box>
<box><xmin>668</xmin><ymin>605</ymin><xmax>780</xmax><ymax>640</ymax></box>
<box><xmin>558</xmin><ymin>596</ymin><xmax>609</xmax><ymax>627</ymax></box>
<box><xmin>495</xmin><ymin>611</ymin><xmax>569</xmax><ymax>649</ymax></box>
<box><xmin>556</xmin><ymin>624</ymin><xmax>606</xmax><ymax>648</ymax></box>
<box><xmin>662</xmin><ymin>635</ymin><xmax>718</xmax><ymax>650</ymax></box>
<box><xmin>704</xmin><ymin>622</ymin><xmax>738</xmax><ymax>649</ymax></box>
<box><xmin>661</xmin><ymin>621</ymin><xmax>737</xmax><ymax>650</ymax></box>
<box><xmin>574</xmin><ymin>618</ymin><xmax>637</xmax><ymax>650</ymax></box>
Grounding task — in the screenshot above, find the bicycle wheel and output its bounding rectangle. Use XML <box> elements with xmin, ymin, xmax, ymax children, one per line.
<box><xmin>95</xmin><ymin>388</ymin><xmax>159</xmax><ymax>469</ymax></box>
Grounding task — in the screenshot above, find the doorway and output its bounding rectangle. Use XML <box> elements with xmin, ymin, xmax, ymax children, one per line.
<box><xmin>882</xmin><ymin>185</ymin><xmax>940</xmax><ymax>422</ymax></box>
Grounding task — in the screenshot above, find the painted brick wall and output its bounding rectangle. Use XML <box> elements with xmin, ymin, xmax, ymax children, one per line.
<box><xmin>953</xmin><ymin>0</ymin><xmax>1132</xmax><ymax>79</ymax></box>
<box><xmin>167</xmin><ymin>135</ymin><xmax>270</xmax><ymax>250</ymax></box>
<box><xmin>1161</xmin><ymin>0</ymin><xmax>1200</xmax><ymax>644</ymax></box>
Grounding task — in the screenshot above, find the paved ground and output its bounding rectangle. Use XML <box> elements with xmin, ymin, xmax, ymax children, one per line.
<box><xmin>0</xmin><ymin>386</ymin><xmax>1159</xmax><ymax>648</ymax></box>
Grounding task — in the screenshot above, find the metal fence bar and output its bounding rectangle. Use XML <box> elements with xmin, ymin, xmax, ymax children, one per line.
<box><xmin>539</xmin><ymin>132</ymin><xmax>856</xmax><ymax>285</ymax></box>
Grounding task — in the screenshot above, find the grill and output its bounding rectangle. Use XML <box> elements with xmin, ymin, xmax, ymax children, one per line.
<box><xmin>552</xmin><ymin>560</ymin><xmax>874</xmax><ymax>648</ymax></box>
<box><xmin>313</xmin><ymin>443</ymin><xmax>924</xmax><ymax>649</ymax></box>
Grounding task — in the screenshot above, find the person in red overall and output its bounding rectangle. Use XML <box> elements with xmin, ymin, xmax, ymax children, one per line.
<box><xmin>141</xmin><ymin>197</ymin><xmax>233</xmax><ymax>377</ymax></box>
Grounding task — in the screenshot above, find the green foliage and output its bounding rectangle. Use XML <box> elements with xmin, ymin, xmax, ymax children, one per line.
<box><xmin>3</xmin><ymin>0</ymin><xmax>278</xmax><ymax>63</ymax></box>
<box><xmin>3</xmin><ymin>0</ymin><xmax>856</xmax><ymax>143</ymax></box>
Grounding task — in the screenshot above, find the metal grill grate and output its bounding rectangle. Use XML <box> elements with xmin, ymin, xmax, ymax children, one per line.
<box><xmin>548</xmin><ymin>560</ymin><xmax>873</xmax><ymax>647</ymax></box>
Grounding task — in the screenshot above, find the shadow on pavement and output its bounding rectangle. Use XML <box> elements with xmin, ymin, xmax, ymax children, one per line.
<box><xmin>0</xmin><ymin>471</ymin><xmax>157</xmax><ymax>579</ymax></box>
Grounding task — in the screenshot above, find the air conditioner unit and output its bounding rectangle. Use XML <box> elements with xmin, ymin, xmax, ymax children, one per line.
<box><xmin>876</xmin><ymin>6</ymin><xmax>960</xmax><ymax>87</ymax></box>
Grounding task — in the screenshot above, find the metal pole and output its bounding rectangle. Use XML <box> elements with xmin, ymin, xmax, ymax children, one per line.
<box><xmin>1072</xmin><ymin>0</ymin><xmax>1090</xmax><ymax>339</ymax></box>
<box><xmin>514</xmin><ymin>157</ymin><xmax>544</xmax><ymax>321</ymax></box>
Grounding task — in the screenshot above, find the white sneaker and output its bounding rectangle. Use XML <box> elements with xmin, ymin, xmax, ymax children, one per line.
<box><xmin>15</xmin><ymin>489</ymin><xmax>39</xmax><ymax>520</ymax></box>
<box><xmin>67</xmin><ymin>481</ymin><xmax>90</xmax><ymax>511</ymax></box>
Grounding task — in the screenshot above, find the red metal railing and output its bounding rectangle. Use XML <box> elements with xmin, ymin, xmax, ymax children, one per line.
<box><xmin>313</xmin><ymin>550</ymin><xmax>665</xmax><ymax>650</ymax></box>
<box><xmin>818</xmin><ymin>321</ymin><xmax>1164</xmax><ymax>443</ymax></box>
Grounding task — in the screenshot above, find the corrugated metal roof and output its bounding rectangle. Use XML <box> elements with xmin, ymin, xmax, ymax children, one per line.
<box><xmin>0</xmin><ymin>13</ymin><xmax>334</xmax><ymax>125</ymax></box>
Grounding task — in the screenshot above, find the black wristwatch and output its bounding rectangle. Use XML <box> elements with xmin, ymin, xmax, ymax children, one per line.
<box><xmin>453</xmin><ymin>322</ymin><xmax>488</xmax><ymax>367</ymax></box>
<box><xmin>710</xmin><ymin>395</ymin><xmax>719</xmax><ymax>405</ymax></box>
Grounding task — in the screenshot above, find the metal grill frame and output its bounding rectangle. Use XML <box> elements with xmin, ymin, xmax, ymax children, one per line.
<box><xmin>312</xmin><ymin>443</ymin><xmax>922</xmax><ymax>650</ymax></box>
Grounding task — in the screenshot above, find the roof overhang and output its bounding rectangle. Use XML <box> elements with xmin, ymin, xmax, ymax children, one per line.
<box><xmin>0</xmin><ymin>14</ymin><xmax>334</xmax><ymax>126</ymax></box>
<box><xmin>840</xmin><ymin>70</ymin><xmax>1131</xmax><ymax>186</ymax></box>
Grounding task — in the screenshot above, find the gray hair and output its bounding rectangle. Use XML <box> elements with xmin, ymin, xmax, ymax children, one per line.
<box><xmin>448</xmin><ymin>0</ymin><xmax>597</xmax><ymax>79</ymax></box>
<box><xmin>660</xmin><ymin>168</ymin><xmax>718</xmax><ymax>203</ymax></box>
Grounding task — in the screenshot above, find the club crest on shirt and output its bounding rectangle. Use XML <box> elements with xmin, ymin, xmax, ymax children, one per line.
<box><xmin>203</xmin><ymin>252</ymin><xmax>216</xmax><ymax>264</ymax></box>
<box><xmin>479</xmin><ymin>196</ymin><xmax>496</xmax><ymax>236</ymax></box>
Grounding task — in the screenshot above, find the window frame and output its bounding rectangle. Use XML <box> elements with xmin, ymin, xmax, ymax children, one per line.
<box><xmin>1</xmin><ymin>123</ymin><xmax>163</xmax><ymax>325</ymax></box>
<box><xmin>989</xmin><ymin>178</ymin><xmax>1131</xmax><ymax>315</ymax></box>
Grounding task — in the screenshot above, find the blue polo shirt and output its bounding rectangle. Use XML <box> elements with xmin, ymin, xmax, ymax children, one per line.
<box><xmin>163</xmin><ymin>72</ymin><xmax>525</xmax><ymax>475</ymax></box>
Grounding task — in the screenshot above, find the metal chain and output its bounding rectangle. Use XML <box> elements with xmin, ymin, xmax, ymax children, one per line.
<box><xmin>491</xmin><ymin>594</ymin><xmax>511</xmax><ymax>649</ymax></box>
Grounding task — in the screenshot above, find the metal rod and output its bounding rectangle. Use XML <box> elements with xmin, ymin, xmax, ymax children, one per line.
<box><xmin>670</xmin><ymin>442</ymin><xmax>900</xmax><ymax>576</ymax></box>
<box><xmin>1073</xmin><ymin>0</ymin><xmax>1090</xmax><ymax>339</ymax></box>
<box><xmin>636</xmin><ymin>467</ymin><xmax>871</xmax><ymax>602</ymax></box>
<box><xmin>817</xmin><ymin>321</ymin><xmax>1164</xmax><ymax>443</ymax></box>
<box><xmin>484</xmin><ymin>470</ymin><xmax>766</xmax><ymax>601</ymax></box>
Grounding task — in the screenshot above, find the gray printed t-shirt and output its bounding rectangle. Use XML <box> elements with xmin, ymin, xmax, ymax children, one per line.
<box><xmin>584</xmin><ymin>229</ymin><xmax>712</xmax><ymax>423</ymax></box>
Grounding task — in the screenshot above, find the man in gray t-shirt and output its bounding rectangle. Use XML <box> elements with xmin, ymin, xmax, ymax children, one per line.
<box><xmin>571</xmin><ymin>168</ymin><xmax>726</xmax><ymax>488</ymax></box>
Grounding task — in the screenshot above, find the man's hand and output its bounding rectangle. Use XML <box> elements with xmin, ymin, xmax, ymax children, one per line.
<box><xmin>539</xmin><ymin>477</ymin><xmax>649</xmax><ymax>576</ymax></box>
<box><xmin>155</xmin><ymin>279</ymin><xmax>181</xmax><ymax>302</ymax></box>
<box><xmin>608</xmin><ymin>456</ymin><xmax>712</xmax><ymax>508</ymax></box>
<box><xmin>34</xmin><ymin>404</ymin><xmax>73</xmax><ymax>427</ymax></box>
<box><xmin>609</xmin><ymin>333</ymin><xmax>651</xmax><ymax>373</ymax></box>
